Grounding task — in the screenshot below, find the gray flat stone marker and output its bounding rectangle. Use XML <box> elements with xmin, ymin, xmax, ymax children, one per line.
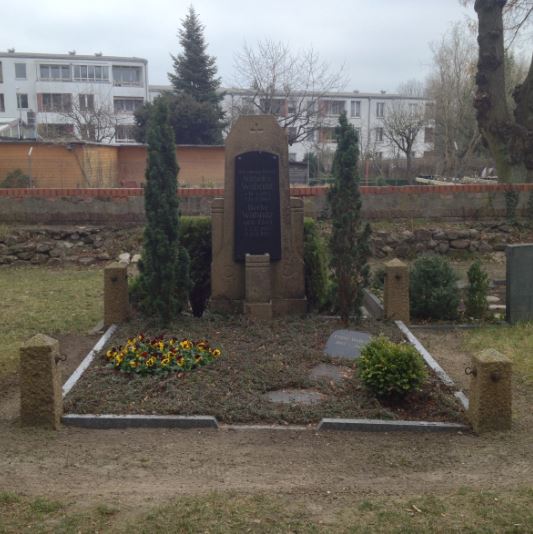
<box><xmin>263</xmin><ymin>389</ymin><xmax>324</xmax><ymax>405</ymax></box>
<box><xmin>309</xmin><ymin>363</ymin><xmax>351</xmax><ymax>383</ymax></box>
<box><xmin>324</xmin><ymin>330</ymin><xmax>372</xmax><ymax>360</ymax></box>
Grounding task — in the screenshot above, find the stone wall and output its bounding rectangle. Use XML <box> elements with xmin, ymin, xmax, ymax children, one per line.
<box><xmin>1</xmin><ymin>221</ymin><xmax>531</xmax><ymax>268</ymax></box>
<box><xmin>1</xmin><ymin>184</ymin><xmax>533</xmax><ymax>224</ymax></box>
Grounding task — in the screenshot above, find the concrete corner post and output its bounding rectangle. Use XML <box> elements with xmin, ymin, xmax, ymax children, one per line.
<box><xmin>244</xmin><ymin>253</ymin><xmax>272</xmax><ymax>319</ymax></box>
<box><xmin>468</xmin><ymin>349</ymin><xmax>512</xmax><ymax>433</ymax></box>
<box><xmin>104</xmin><ymin>262</ymin><xmax>129</xmax><ymax>326</ymax></box>
<box><xmin>384</xmin><ymin>258</ymin><xmax>410</xmax><ymax>323</ymax></box>
<box><xmin>20</xmin><ymin>334</ymin><xmax>62</xmax><ymax>429</ymax></box>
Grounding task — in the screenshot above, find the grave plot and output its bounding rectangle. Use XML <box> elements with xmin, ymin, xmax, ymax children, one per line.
<box><xmin>63</xmin><ymin>315</ymin><xmax>466</xmax><ymax>425</ymax></box>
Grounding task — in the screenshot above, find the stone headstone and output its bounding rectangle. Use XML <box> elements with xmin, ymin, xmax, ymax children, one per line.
<box><xmin>211</xmin><ymin>115</ymin><xmax>306</xmax><ymax>316</ymax></box>
<box><xmin>324</xmin><ymin>330</ymin><xmax>372</xmax><ymax>360</ymax></box>
<box><xmin>506</xmin><ymin>244</ymin><xmax>533</xmax><ymax>323</ymax></box>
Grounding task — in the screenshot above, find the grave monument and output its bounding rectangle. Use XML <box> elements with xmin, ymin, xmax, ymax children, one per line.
<box><xmin>210</xmin><ymin>115</ymin><xmax>306</xmax><ymax>317</ymax></box>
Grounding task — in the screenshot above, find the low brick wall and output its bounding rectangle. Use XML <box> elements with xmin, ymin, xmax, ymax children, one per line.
<box><xmin>0</xmin><ymin>184</ymin><xmax>532</xmax><ymax>224</ymax></box>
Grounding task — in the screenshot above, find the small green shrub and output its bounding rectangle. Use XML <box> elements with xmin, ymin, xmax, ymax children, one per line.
<box><xmin>410</xmin><ymin>255</ymin><xmax>459</xmax><ymax>320</ymax></box>
<box><xmin>465</xmin><ymin>259</ymin><xmax>490</xmax><ymax>319</ymax></box>
<box><xmin>1</xmin><ymin>169</ymin><xmax>30</xmax><ymax>188</ymax></box>
<box><xmin>358</xmin><ymin>335</ymin><xmax>426</xmax><ymax>398</ymax></box>
<box><xmin>180</xmin><ymin>217</ymin><xmax>211</xmax><ymax>317</ymax></box>
<box><xmin>304</xmin><ymin>218</ymin><xmax>330</xmax><ymax>311</ymax></box>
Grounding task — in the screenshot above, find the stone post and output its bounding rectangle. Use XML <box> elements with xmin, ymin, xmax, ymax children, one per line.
<box><xmin>104</xmin><ymin>262</ymin><xmax>129</xmax><ymax>326</ymax></box>
<box><xmin>384</xmin><ymin>258</ymin><xmax>410</xmax><ymax>323</ymax></box>
<box><xmin>244</xmin><ymin>253</ymin><xmax>272</xmax><ymax>319</ymax></box>
<box><xmin>20</xmin><ymin>334</ymin><xmax>62</xmax><ymax>429</ymax></box>
<box><xmin>468</xmin><ymin>349</ymin><xmax>512</xmax><ymax>433</ymax></box>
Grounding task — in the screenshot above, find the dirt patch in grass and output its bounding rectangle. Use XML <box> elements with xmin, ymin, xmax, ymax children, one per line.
<box><xmin>64</xmin><ymin>315</ymin><xmax>465</xmax><ymax>424</ymax></box>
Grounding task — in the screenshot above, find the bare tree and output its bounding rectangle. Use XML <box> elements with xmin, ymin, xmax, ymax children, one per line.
<box><xmin>427</xmin><ymin>22</ymin><xmax>482</xmax><ymax>177</ymax></box>
<box><xmin>58</xmin><ymin>94</ymin><xmax>120</xmax><ymax>143</ymax></box>
<box><xmin>381</xmin><ymin>81</ymin><xmax>427</xmax><ymax>184</ymax></box>
<box><xmin>472</xmin><ymin>0</ymin><xmax>533</xmax><ymax>183</ymax></box>
<box><xmin>232</xmin><ymin>39</ymin><xmax>345</xmax><ymax>144</ymax></box>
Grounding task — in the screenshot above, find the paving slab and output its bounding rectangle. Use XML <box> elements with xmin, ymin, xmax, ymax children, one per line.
<box><xmin>262</xmin><ymin>389</ymin><xmax>324</xmax><ymax>405</ymax></box>
<box><xmin>324</xmin><ymin>330</ymin><xmax>372</xmax><ymax>360</ymax></box>
<box><xmin>309</xmin><ymin>363</ymin><xmax>351</xmax><ymax>383</ymax></box>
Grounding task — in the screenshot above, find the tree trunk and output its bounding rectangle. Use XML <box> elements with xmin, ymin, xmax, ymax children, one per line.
<box><xmin>474</xmin><ymin>0</ymin><xmax>531</xmax><ymax>183</ymax></box>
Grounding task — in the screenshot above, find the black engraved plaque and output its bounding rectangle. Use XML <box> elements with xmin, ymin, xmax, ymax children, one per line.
<box><xmin>234</xmin><ymin>151</ymin><xmax>281</xmax><ymax>262</ymax></box>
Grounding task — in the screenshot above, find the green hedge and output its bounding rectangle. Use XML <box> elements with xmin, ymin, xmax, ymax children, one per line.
<box><xmin>303</xmin><ymin>218</ymin><xmax>330</xmax><ymax>311</ymax></box>
<box><xmin>180</xmin><ymin>217</ymin><xmax>212</xmax><ymax>317</ymax></box>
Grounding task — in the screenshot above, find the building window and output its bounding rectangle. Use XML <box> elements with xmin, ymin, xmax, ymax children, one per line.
<box><xmin>375</xmin><ymin>152</ymin><xmax>383</xmax><ymax>160</ymax></box>
<box><xmin>425</xmin><ymin>102</ymin><xmax>435</xmax><ymax>119</ymax></box>
<box><xmin>287</xmin><ymin>99</ymin><xmax>297</xmax><ymax>115</ymax></box>
<box><xmin>114</xmin><ymin>97</ymin><xmax>144</xmax><ymax>113</ymax></box>
<box><xmin>17</xmin><ymin>93</ymin><xmax>28</xmax><ymax>109</ymax></box>
<box><xmin>409</xmin><ymin>103</ymin><xmax>419</xmax><ymax>114</ymax></box>
<box><xmin>259</xmin><ymin>97</ymin><xmax>285</xmax><ymax>115</ymax></box>
<box><xmin>375</xmin><ymin>127</ymin><xmax>384</xmax><ymax>142</ymax></box>
<box><xmin>38</xmin><ymin>93</ymin><xmax>72</xmax><ymax>112</ymax></box>
<box><xmin>115</xmin><ymin>124</ymin><xmax>136</xmax><ymax>142</ymax></box>
<box><xmin>0</xmin><ymin>62</ymin><xmax>3</xmax><ymax>83</ymax></box>
<box><xmin>350</xmin><ymin>100</ymin><xmax>361</xmax><ymax>118</ymax></box>
<box><xmin>79</xmin><ymin>94</ymin><xmax>94</xmax><ymax>111</ymax></box>
<box><xmin>287</xmin><ymin>127</ymin><xmax>297</xmax><ymax>143</ymax></box>
<box><xmin>0</xmin><ymin>94</ymin><xmax>4</xmax><ymax>112</ymax></box>
<box><xmin>376</xmin><ymin>102</ymin><xmax>385</xmax><ymax>117</ymax></box>
<box><xmin>73</xmin><ymin>64</ymin><xmax>109</xmax><ymax>82</ymax></box>
<box><xmin>322</xmin><ymin>99</ymin><xmax>345</xmax><ymax>116</ymax></box>
<box><xmin>319</xmin><ymin>127</ymin><xmax>337</xmax><ymax>143</ymax></box>
<box><xmin>112</xmin><ymin>66</ymin><xmax>142</xmax><ymax>86</ymax></box>
<box><xmin>424</xmin><ymin>127</ymin><xmax>434</xmax><ymax>144</ymax></box>
<box><xmin>37</xmin><ymin>123</ymin><xmax>75</xmax><ymax>139</ymax></box>
<box><xmin>15</xmin><ymin>63</ymin><xmax>27</xmax><ymax>79</ymax></box>
<box><xmin>289</xmin><ymin>152</ymin><xmax>297</xmax><ymax>162</ymax></box>
<box><xmin>39</xmin><ymin>64</ymin><xmax>71</xmax><ymax>81</ymax></box>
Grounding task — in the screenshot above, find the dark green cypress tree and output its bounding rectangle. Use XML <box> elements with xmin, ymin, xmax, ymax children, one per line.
<box><xmin>328</xmin><ymin>112</ymin><xmax>371</xmax><ymax>324</ymax></box>
<box><xmin>136</xmin><ymin>99</ymin><xmax>189</xmax><ymax>323</ymax></box>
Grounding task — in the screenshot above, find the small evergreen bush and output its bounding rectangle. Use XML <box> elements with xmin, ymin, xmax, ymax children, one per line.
<box><xmin>303</xmin><ymin>218</ymin><xmax>329</xmax><ymax>311</ymax></box>
<box><xmin>465</xmin><ymin>259</ymin><xmax>490</xmax><ymax>319</ymax></box>
<box><xmin>1</xmin><ymin>169</ymin><xmax>30</xmax><ymax>188</ymax></box>
<box><xmin>410</xmin><ymin>255</ymin><xmax>459</xmax><ymax>320</ymax></box>
<box><xmin>358</xmin><ymin>336</ymin><xmax>426</xmax><ymax>398</ymax></box>
<box><xmin>180</xmin><ymin>217</ymin><xmax>211</xmax><ymax>317</ymax></box>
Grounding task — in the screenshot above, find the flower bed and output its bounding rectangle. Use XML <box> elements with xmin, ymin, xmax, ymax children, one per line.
<box><xmin>105</xmin><ymin>334</ymin><xmax>221</xmax><ymax>375</ymax></box>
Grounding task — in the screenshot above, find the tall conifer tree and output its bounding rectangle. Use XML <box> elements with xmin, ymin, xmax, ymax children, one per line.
<box><xmin>169</xmin><ymin>6</ymin><xmax>222</xmax><ymax>106</ymax></box>
<box><xmin>136</xmin><ymin>100</ymin><xmax>189</xmax><ymax>322</ymax></box>
<box><xmin>328</xmin><ymin>112</ymin><xmax>371</xmax><ymax>324</ymax></box>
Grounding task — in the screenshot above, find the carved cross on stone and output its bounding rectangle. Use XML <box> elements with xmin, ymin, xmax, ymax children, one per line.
<box><xmin>250</xmin><ymin>123</ymin><xmax>264</xmax><ymax>134</ymax></box>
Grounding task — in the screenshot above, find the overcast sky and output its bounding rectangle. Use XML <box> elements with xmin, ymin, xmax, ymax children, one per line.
<box><xmin>1</xmin><ymin>0</ymin><xmax>473</xmax><ymax>92</ymax></box>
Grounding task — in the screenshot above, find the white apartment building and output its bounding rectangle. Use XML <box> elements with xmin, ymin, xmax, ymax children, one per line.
<box><xmin>221</xmin><ymin>88</ymin><xmax>434</xmax><ymax>164</ymax></box>
<box><xmin>0</xmin><ymin>50</ymin><xmax>148</xmax><ymax>143</ymax></box>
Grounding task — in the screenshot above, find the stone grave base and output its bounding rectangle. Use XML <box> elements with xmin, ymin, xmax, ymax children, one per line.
<box><xmin>211</xmin><ymin>297</ymin><xmax>307</xmax><ymax>317</ymax></box>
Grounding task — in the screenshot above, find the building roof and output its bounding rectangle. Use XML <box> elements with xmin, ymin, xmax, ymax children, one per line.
<box><xmin>0</xmin><ymin>51</ymin><xmax>147</xmax><ymax>63</ymax></box>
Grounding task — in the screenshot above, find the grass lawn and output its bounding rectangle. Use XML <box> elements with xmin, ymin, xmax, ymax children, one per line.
<box><xmin>0</xmin><ymin>266</ymin><xmax>102</xmax><ymax>383</ymax></box>
<box><xmin>465</xmin><ymin>322</ymin><xmax>533</xmax><ymax>386</ymax></box>
<box><xmin>64</xmin><ymin>315</ymin><xmax>465</xmax><ymax>424</ymax></box>
<box><xmin>1</xmin><ymin>488</ymin><xmax>532</xmax><ymax>533</ymax></box>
